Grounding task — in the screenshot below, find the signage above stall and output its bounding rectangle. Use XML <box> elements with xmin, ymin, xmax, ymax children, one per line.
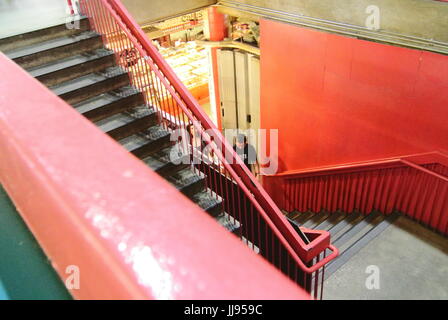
<box><xmin>154</xmin><ymin>11</ymin><xmax>205</xmax><ymax>37</ymax></box>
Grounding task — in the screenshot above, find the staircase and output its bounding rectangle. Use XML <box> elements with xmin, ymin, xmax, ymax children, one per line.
<box><xmin>0</xmin><ymin>6</ymin><xmax>339</xmax><ymax>297</ymax></box>
<box><xmin>284</xmin><ymin>210</ymin><xmax>401</xmax><ymax>279</ymax></box>
<box><xmin>0</xmin><ymin>18</ymin><xmax>238</xmax><ymax>235</ymax></box>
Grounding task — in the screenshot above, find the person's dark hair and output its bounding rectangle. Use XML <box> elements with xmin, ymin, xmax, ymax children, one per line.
<box><xmin>186</xmin><ymin>123</ymin><xmax>194</xmax><ymax>136</ymax></box>
<box><xmin>237</xmin><ymin>134</ymin><xmax>247</xmax><ymax>144</ymax></box>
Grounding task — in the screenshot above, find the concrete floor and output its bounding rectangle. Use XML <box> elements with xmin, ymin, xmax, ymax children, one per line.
<box><xmin>0</xmin><ymin>0</ymin><xmax>72</xmax><ymax>38</ymax></box>
<box><xmin>324</xmin><ymin>216</ymin><xmax>448</xmax><ymax>300</ymax></box>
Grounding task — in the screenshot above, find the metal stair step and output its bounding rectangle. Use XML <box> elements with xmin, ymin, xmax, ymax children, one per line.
<box><xmin>302</xmin><ymin>211</ymin><xmax>329</xmax><ymax>229</ymax></box>
<box><xmin>57</xmin><ymin>69</ymin><xmax>130</xmax><ymax>105</ymax></box>
<box><xmin>105</xmin><ymin>112</ymin><xmax>158</xmax><ymax>141</ymax></box>
<box><xmin>294</xmin><ymin>211</ymin><xmax>314</xmax><ymax>225</ymax></box>
<box><xmin>332</xmin><ymin>211</ymin><xmax>383</xmax><ymax>247</ymax></box>
<box><xmin>0</xmin><ymin>18</ymin><xmax>90</xmax><ymax>53</ymax></box>
<box><xmin>82</xmin><ymin>92</ymin><xmax>145</xmax><ymax>122</ymax></box>
<box><xmin>122</xmin><ymin>127</ymin><xmax>172</xmax><ymax>159</ymax></box>
<box><xmin>10</xmin><ymin>32</ymin><xmax>103</xmax><ymax>69</ymax></box>
<box><xmin>97</xmin><ymin>104</ymin><xmax>154</xmax><ymax>126</ymax></box>
<box><xmin>73</xmin><ymin>86</ymin><xmax>139</xmax><ymax>114</ymax></box>
<box><xmin>287</xmin><ymin>210</ymin><xmax>301</xmax><ymax>220</ymax></box>
<box><xmin>327</xmin><ymin>212</ymin><xmax>363</xmax><ymax>237</ymax></box>
<box><xmin>142</xmin><ymin>147</ymin><xmax>190</xmax><ymax>177</ymax></box>
<box><xmin>191</xmin><ymin>191</ymin><xmax>223</xmax><ymax>217</ymax></box>
<box><xmin>323</xmin><ymin>211</ymin><xmax>401</xmax><ymax>280</ymax></box>
<box><xmin>166</xmin><ymin>168</ymin><xmax>205</xmax><ymax>198</ymax></box>
<box><xmin>216</xmin><ymin>213</ymin><xmax>241</xmax><ymax>235</ymax></box>
<box><xmin>314</xmin><ymin>211</ymin><xmax>347</xmax><ymax>231</ymax></box>
<box><xmin>34</xmin><ymin>50</ymin><xmax>116</xmax><ymax>87</ymax></box>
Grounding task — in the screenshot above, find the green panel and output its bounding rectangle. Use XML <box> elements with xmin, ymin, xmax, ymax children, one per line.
<box><xmin>0</xmin><ymin>185</ymin><xmax>72</xmax><ymax>300</ymax></box>
<box><xmin>0</xmin><ymin>278</ymin><xmax>9</xmax><ymax>300</ymax></box>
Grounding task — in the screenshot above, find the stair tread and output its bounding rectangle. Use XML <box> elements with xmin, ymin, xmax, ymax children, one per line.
<box><xmin>142</xmin><ymin>146</ymin><xmax>188</xmax><ymax>173</ymax></box>
<box><xmin>120</xmin><ymin>134</ymin><xmax>151</xmax><ymax>152</ymax></box>
<box><xmin>329</xmin><ymin>212</ymin><xmax>364</xmax><ymax>238</ymax></box>
<box><xmin>28</xmin><ymin>48</ymin><xmax>114</xmax><ymax>78</ymax></box>
<box><xmin>294</xmin><ymin>211</ymin><xmax>314</xmax><ymax>225</ymax></box>
<box><xmin>302</xmin><ymin>211</ymin><xmax>329</xmax><ymax>229</ymax></box>
<box><xmin>137</xmin><ymin>126</ymin><xmax>171</xmax><ymax>142</ymax></box>
<box><xmin>323</xmin><ymin>212</ymin><xmax>401</xmax><ymax>280</ymax></box>
<box><xmin>216</xmin><ymin>214</ymin><xmax>240</xmax><ymax>234</ymax></box>
<box><xmin>0</xmin><ymin>17</ymin><xmax>89</xmax><ymax>52</ymax></box>
<box><xmin>165</xmin><ymin>168</ymin><xmax>204</xmax><ymax>193</ymax></box>
<box><xmin>191</xmin><ymin>191</ymin><xmax>222</xmax><ymax>217</ymax></box>
<box><xmin>51</xmin><ymin>66</ymin><xmax>126</xmax><ymax>95</ymax></box>
<box><xmin>6</xmin><ymin>31</ymin><xmax>98</xmax><ymax>59</ymax></box>
<box><xmin>332</xmin><ymin>211</ymin><xmax>383</xmax><ymax>247</ymax></box>
<box><xmin>142</xmin><ymin>150</ymin><xmax>171</xmax><ymax>171</ymax></box>
<box><xmin>96</xmin><ymin>105</ymin><xmax>154</xmax><ymax>133</ymax></box>
<box><xmin>287</xmin><ymin>210</ymin><xmax>301</xmax><ymax>220</ymax></box>
<box><xmin>314</xmin><ymin>212</ymin><xmax>347</xmax><ymax>231</ymax></box>
<box><xmin>120</xmin><ymin>126</ymin><xmax>170</xmax><ymax>153</ymax></box>
<box><xmin>74</xmin><ymin>86</ymin><xmax>140</xmax><ymax>114</ymax></box>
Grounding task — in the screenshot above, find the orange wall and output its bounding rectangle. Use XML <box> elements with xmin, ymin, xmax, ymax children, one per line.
<box><xmin>260</xmin><ymin>19</ymin><xmax>448</xmax><ymax>173</ymax></box>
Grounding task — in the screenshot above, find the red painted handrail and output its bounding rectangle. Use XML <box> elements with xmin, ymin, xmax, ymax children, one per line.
<box><xmin>270</xmin><ymin>151</ymin><xmax>448</xmax><ymax>182</ymax></box>
<box><xmin>266</xmin><ymin>151</ymin><xmax>448</xmax><ymax>234</ymax></box>
<box><xmin>267</xmin><ymin>151</ymin><xmax>448</xmax><ymax>236</ymax></box>
<box><xmin>400</xmin><ymin>159</ymin><xmax>448</xmax><ymax>183</ymax></box>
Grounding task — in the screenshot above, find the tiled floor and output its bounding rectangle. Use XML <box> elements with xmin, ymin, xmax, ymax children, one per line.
<box><xmin>0</xmin><ymin>0</ymin><xmax>74</xmax><ymax>38</ymax></box>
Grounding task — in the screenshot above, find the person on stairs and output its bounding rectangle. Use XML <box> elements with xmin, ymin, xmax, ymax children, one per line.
<box><xmin>233</xmin><ymin>133</ymin><xmax>259</xmax><ymax>178</ymax></box>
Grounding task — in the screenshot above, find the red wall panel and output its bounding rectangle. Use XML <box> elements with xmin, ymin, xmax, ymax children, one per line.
<box><xmin>260</xmin><ymin>19</ymin><xmax>448</xmax><ymax>173</ymax></box>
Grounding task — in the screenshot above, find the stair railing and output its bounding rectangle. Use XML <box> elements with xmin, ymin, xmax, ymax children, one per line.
<box><xmin>78</xmin><ymin>0</ymin><xmax>338</xmax><ymax>298</ymax></box>
<box><xmin>269</xmin><ymin>152</ymin><xmax>448</xmax><ymax>236</ymax></box>
<box><xmin>0</xmin><ymin>52</ymin><xmax>311</xmax><ymax>300</ymax></box>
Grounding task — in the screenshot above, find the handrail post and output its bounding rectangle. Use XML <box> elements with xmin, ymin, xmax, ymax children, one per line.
<box><xmin>67</xmin><ymin>0</ymin><xmax>75</xmax><ymax>15</ymax></box>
